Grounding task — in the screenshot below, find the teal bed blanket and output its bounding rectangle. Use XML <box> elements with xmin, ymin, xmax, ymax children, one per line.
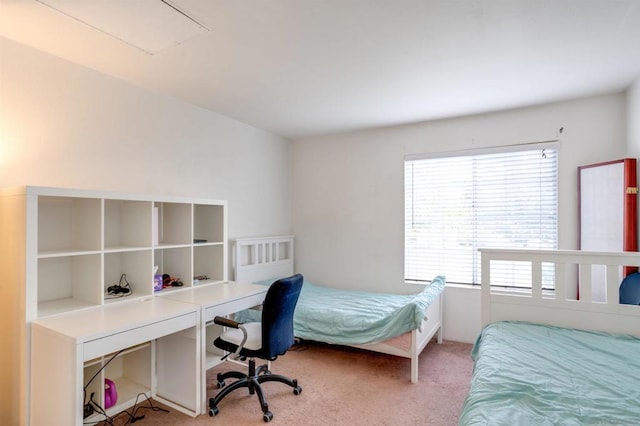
<box><xmin>234</xmin><ymin>275</ymin><xmax>445</xmax><ymax>345</ymax></box>
<box><xmin>459</xmin><ymin>321</ymin><xmax>640</xmax><ymax>425</ymax></box>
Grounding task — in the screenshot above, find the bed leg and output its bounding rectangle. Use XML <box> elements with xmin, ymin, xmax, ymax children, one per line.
<box><xmin>411</xmin><ymin>356</ymin><xmax>418</xmax><ymax>384</ymax></box>
<box><xmin>437</xmin><ymin>325</ymin><xmax>443</xmax><ymax>344</ymax></box>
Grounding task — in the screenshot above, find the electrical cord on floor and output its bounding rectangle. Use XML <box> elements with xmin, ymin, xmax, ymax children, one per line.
<box><xmin>83</xmin><ymin>393</ymin><xmax>169</xmax><ymax>425</ymax></box>
<box><xmin>126</xmin><ymin>393</ymin><xmax>170</xmax><ymax>424</ymax></box>
<box><xmin>81</xmin><ymin>351</ymin><xmax>171</xmax><ymax>425</ymax></box>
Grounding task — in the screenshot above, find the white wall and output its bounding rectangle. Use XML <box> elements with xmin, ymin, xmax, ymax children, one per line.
<box><xmin>292</xmin><ymin>93</ymin><xmax>628</xmax><ymax>342</ymax></box>
<box><xmin>0</xmin><ymin>37</ymin><xmax>292</xmax><ymax>244</ymax></box>
<box><xmin>627</xmin><ymin>76</ymin><xmax>640</xmax><ymax>156</ymax></box>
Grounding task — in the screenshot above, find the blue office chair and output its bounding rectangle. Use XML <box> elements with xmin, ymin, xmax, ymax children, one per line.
<box><xmin>208</xmin><ymin>274</ymin><xmax>303</xmax><ymax>422</ymax></box>
<box><xmin>620</xmin><ymin>272</ymin><xmax>640</xmax><ymax>305</ymax></box>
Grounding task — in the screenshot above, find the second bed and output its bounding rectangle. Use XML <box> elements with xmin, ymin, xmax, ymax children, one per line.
<box><xmin>232</xmin><ymin>235</ymin><xmax>445</xmax><ymax>383</ymax></box>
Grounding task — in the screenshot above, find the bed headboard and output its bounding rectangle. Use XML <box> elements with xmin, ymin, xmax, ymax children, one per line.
<box><xmin>233</xmin><ymin>235</ymin><xmax>295</xmax><ymax>284</ymax></box>
<box><xmin>480</xmin><ymin>248</ymin><xmax>640</xmax><ymax>336</ymax></box>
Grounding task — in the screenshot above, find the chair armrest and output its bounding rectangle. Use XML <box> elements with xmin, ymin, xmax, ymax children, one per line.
<box><xmin>214</xmin><ymin>316</ymin><xmax>248</xmax><ymax>361</ymax></box>
<box><xmin>214</xmin><ymin>316</ymin><xmax>240</xmax><ymax>328</ymax></box>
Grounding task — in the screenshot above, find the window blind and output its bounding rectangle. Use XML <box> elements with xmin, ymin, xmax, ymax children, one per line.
<box><xmin>405</xmin><ymin>144</ymin><xmax>558</xmax><ymax>287</ymax></box>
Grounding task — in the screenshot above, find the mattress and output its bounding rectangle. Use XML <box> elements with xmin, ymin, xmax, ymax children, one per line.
<box><xmin>234</xmin><ymin>275</ymin><xmax>445</xmax><ymax>345</ymax></box>
<box><xmin>459</xmin><ymin>321</ymin><xmax>640</xmax><ymax>425</ymax></box>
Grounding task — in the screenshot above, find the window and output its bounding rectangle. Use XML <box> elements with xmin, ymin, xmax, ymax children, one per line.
<box><xmin>404</xmin><ymin>143</ymin><xmax>558</xmax><ymax>288</ymax></box>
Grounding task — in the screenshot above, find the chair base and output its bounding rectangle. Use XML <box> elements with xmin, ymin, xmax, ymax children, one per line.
<box><xmin>208</xmin><ymin>359</ymin><xmax>302</xmax><ymax>423</ymax></box>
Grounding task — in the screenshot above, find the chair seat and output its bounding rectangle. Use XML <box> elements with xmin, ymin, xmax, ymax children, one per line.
<box><xmin>219</xmin><ymin>322</ymin><xmax>262</xmax><ymax>350</ymax></box>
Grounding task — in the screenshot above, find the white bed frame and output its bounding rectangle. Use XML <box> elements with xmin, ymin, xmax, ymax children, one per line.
<box><xmin>233</xmin><ymin>235</ymin><xmax>443</xmax><ymax>383</ymax></box>
<box><xmin>481</xmin><ymin>248</ymin><xmax>640</xmax><ymax>337</ymax></box>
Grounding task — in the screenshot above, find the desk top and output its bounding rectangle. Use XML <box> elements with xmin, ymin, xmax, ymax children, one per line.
<box><xmin>31</xmin><ymin>297</ymin><xmax>199</xmax><ymax>343</ymax></box>
<box><xmin>31</xmin><ymin>282</ymin><xmax>267</xmax><ymax>344</ymax></box>
<box><xmin>160</xmin><ymin>281</ymin><xmax>267</xmax><ymax>308</ymax></box>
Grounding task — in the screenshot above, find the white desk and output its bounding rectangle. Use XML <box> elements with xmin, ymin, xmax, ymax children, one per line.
<box><xmin>162</xmin><ymin>281</ymin><xmax>268</xmax><ymax>412</ymax></box>
<box><xmin>30</xmin><ymin>297</ymin><xmax>201</xmax><ymax>426</ymax></box>
<box><xmin>29</xmin><ymin>282</ymin><xmax>267</xmax><ymax>424</ymax></box>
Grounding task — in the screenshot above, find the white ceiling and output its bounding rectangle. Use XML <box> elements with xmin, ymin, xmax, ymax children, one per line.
<box><xmin>1</xmin><ymin>0</ymin><xmax>640</xmax><ymax>140</ymax></box>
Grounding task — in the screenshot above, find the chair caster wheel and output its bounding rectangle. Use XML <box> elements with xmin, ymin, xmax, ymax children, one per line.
<box><xmin>209</xmin><ymin>407</ymin><xmax>219</xmax><ymax>417</ymax></box>
<box><xmin>263</xmin><ymin>411</ymin><xmax>273</xmax><ymax>422</ymax></box>
<box><xmin>293</xmin><ymin>386</ymin><xmax>302</xmax><ymax>395</ymax></box>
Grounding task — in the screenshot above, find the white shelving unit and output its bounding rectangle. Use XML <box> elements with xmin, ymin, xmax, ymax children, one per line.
<box><xmin>0</xmin><ymin>186</ymin><xmax>228</xmax><ymax>425</ymax></box>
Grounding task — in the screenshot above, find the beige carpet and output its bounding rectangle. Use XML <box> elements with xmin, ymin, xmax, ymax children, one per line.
<box><xmin>99</xmin><ymin>339</ymin><xmax>473</xmax><ymax>425</ymax></box>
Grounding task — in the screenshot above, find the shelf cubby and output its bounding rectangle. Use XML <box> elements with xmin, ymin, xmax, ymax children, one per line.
<box><xmin>37</xmin><ymin>196</ymin><xmax>101</xmax><ymax>255</ymax></box>
<box><xmin>104</xmin><ymin>200</ymin><xmax>152</xmax><ymax>250</ymax></box>
<box><xmin>37</xmin><ymin>254</ymin><xmax>102</xmax><ymax>317</ymax></box>
<box><xmin>104</xmin><ymin>249</ymin><xmax>153</xmax><ymax>300</ymax></box>
<box><xmin>194</xmin><ymin>204</ymin><xmax>225</xmax><ymax>244</ymax></box>
<box><xmin>101</xmin><ymin>345</ymin><xmax>152</xmax><ymax>416</ymax></box>
<box><xmin>154</xmin><ymin>247</ymin><xmax>192</xmax><ymax>291</ymax></box>
<box><xmin>155</xmin><ymin>202</ymin><xmax>192</xmax><ymax>246</ymax></box>
<box><xmin>193</xmin><ymin>244</ymin><xmax>225</xmax><ymax>284</ymax></box>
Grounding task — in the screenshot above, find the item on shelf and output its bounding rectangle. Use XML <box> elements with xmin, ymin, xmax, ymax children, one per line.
<box><xmin>104</xmin><ymin>378</ymin><xmax>118</xmax><ymax>409</ymax></box>
<box><xmin>107</xmin><ymin>285</ymin><xmax>130</xmax><ymax>295</ymax></box>
<box><xmin>162</xmin><ymin>274</ymin><xmax>183</xmax><ymax>287</ymax></box>
<box><xmin>107</xmin><ymin>273</ymin><xmax>132</xmax><ymax>296</ymax></box>
<box><xmin>193</xmin><ymin>238</ymin><xmax>208</xmax><ymax>243</ymax></box>
<box><xmin>154</xmin><ymin>274</ymin><xmax>163</xmax><ymax>292</ymax></box>
<box><xmin>193</xmin><ymin>275</ymin><xmax>209</xmax><ymax>284</ymax></box>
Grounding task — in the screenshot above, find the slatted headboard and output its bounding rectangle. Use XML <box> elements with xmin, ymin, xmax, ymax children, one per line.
<box><xmin>233</xmin><ymin>235</ymin><xmax>294</xmax><ymax>284</ymax></box>
<box><xmin>480</xmin><ymin>248</ymin><xmax>640</xmax><ymax>336</ymax></box>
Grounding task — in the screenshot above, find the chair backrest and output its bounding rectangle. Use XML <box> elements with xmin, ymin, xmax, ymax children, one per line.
<box><xmin>620</xmin><ymin>272</ymin><xmax>640</xmax><ymax>305</ymax></box>
<box><xmin>261</xmin><ymin>274</ymin><xmax>303</xmax><ymax>358</ymax></box>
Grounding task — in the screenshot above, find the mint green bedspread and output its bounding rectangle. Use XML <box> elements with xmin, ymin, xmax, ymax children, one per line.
<box><xmin>234</xmin><ymin>275</ymin><xmax>445</xmax><ymax>345</ymax></box>
<box><xmin>459</xmin><ymin>321</ymin><xmax>640</xmax><ymax>425</ymax></box>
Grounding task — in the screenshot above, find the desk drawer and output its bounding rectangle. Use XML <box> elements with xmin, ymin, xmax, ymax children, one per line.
<box><xmin>83</xmin><ymin>312</ymin><xmax>197</xmax><ymax>361</ymax></box>
<box><xmin>204</xmin><ymin>292</ymin><xmax>266</xmax><ymax>323</ymax></box>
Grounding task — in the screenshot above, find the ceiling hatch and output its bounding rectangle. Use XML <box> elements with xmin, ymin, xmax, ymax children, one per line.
<box><xmin>36</xmin><ymin>0</ymin><xmax>211</xmax><ymax>54</ymax></box>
